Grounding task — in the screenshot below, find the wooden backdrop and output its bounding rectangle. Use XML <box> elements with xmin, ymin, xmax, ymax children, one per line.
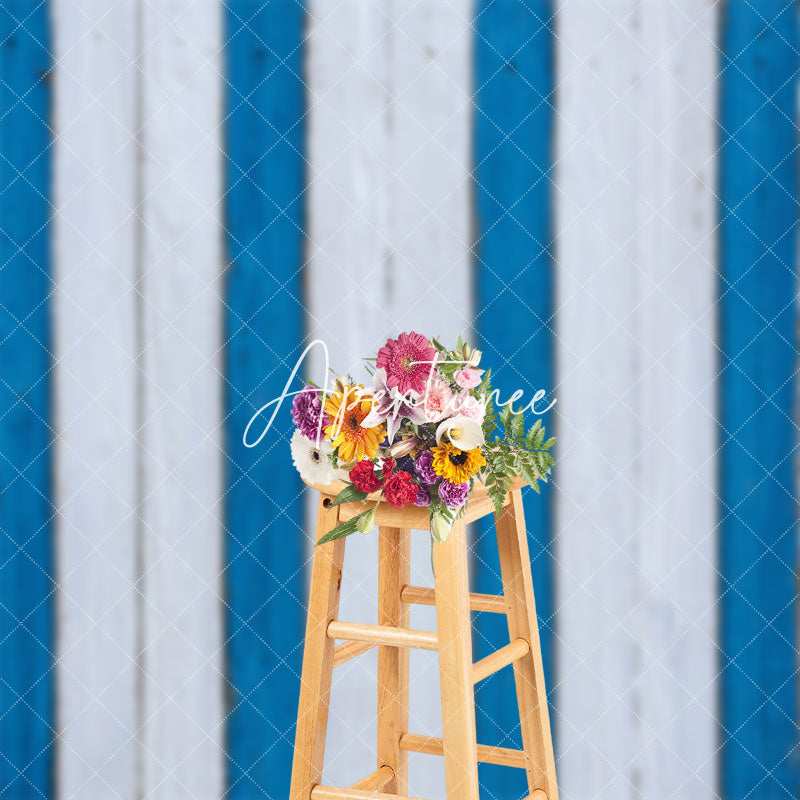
<box><xmin>0</xmin><ymin>1</ymin><xmax>796</xmax><ymax>799</ymax></box>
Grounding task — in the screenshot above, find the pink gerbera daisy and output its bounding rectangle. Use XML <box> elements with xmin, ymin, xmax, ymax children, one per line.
<box><xmin>376</xmin><ymin>332</ymin><xmax>437</xmax><ymax>395</ymax></box>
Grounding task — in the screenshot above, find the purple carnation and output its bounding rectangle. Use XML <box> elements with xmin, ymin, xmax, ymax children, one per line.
<box><xmin>438</xmin><ymin>479</ymin><xmax>470</xmax><ymax>509</ymax></box>
<box><xmin>414</xmin><ymin>450</ymin><xmax>437</xmax><ymax>485</ymax></box>
<box><xmin>291</xmin><ymin>385</ymin><xmax>329</xmax><ymax>440</ymax></box>
<box><xmin>414</xmin><ymin>484</ymin><xmax>432</xmax><ymax>507</ymax></box>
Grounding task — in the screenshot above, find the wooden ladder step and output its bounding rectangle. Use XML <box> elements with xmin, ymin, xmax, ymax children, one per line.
<box><xmin>399</xmin><ymin>733</ymin><xmax>527</xmax><ymax>769</ymax></box>
<box><xmin>349</xmin><ymin>765</ymin><xmax>394</xmax><ymax>791</ymax></box>
<box><xmin>400</xmin><ymin>585</ymin><xmax>507</xmax><ymax>614</ymax></box>
<box><xmin>311</xmin><ymin>786</ymin><xmax>427</xmax><ymax>800</ymax></box>
<box><xmin>327</xmin><ymin>620</ymin><xmax>438</xmax><ymax>651</ymax></box>
<box><xmin>472</xmin><ymin>637</ymin><xmax>530</xmax><ymax>683</ymax></box>
<box><xmin>332</xmin><ymin>640</ymin><xmax>375</xmax><ymax>667</ymax></box>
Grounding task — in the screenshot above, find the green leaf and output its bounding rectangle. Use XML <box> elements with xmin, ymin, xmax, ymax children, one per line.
<box><xmin>525</xmin><ymin>418</ymin><xmax>542</xmax><ymax>448</ymax></box>
<box><xmin>498</xmin><ymin>404</ymin><xmax>513</xmax><ymax>439</ymax></box>
<box><xmin>510</xmin><ymin>409</ymin><xmax>525</xmax><ymax>440</ymax></box>
<box><xmin>316</xmin><ymin>511</ymin><xmax>372</xmax><ymax>544</ymax></box>
<box><xmin>330</xmin><ymin>483</ymin><xmax>369</xmax><ymax>506</ymax></box>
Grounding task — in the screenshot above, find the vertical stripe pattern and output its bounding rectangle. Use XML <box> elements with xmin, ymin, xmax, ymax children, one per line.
<box><xmin>305</xmin><ymin>2</ymin><xmax>472</xmax><ymax>796</ymax></box>
<box><xmin>554</xmin><ymin>2</ymin><xmax>720</xmax><ymax>797</ymax></box>
<box><xmin>223</xmin><ymin>3</ymin><xmax>307</xmax><ymax>798</ymax></box>
<box><xmin>719</xmin><ymin>2</ymin><xmax>800</xmax><ymax>797</ymax></box>
<box><xmin>0</xmin><ymin>4</ymin><xmax>54</xmax><ymax>797</ymax></box>
<box><xmin>473</xmin><ymin>3</ymin><xmax>555</xmax><ymax>799</ymax></box>
<box><xmin>139</xmin><ymin>2</ymin><xmax>225</xmax><ymax>796</ymax></box>
<box><xmin>0</xmin><ymin>2</ymin><xmax>796</xmax><ymax>798</ymax></box>
<box><xmin>52</xmin><ymin>1</ymin><xmax>140</xmax><ymax>795</ymax></box>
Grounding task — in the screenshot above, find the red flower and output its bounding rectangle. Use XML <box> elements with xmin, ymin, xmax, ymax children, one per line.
<box><xmin>383</xmin><ymin>470</ymin><xmax>418</xmax><ymax>509</ymax></box>
<box><xmin>381</xmin><ymin>458</ymin><xmax>396</xmax><ymax>479</ymax></box>
<box><xmin>349</xmin><ymin>459</ymin><xmax>383</xmax><ymax>493</ymax></box>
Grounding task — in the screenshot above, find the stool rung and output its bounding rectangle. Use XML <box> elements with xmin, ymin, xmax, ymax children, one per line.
<box><xmin>400</xmin><ymin>585</ymin><xmax>507</xmax><ymax>614</ymax></box>
<box><xmin>332</xmin><ymin>640</ymin><xmax>374</xmax><ymax>667</ymax></box>
<box><xmin>472</xmin><ymin>637</ymin><xmax>530</xmax><ymax>683</ymax></box>
<box><xmin>327</xmin><ymin>620</ymin><xmax>438</xmax><ymax>651</ymax></box>
<box><xmin>311</xmin><ymin>786</ymin><xmax>427</xmax><ymax>800</ymax></box>
<box><xmin>399</xmin><ymin>733</ymin><xmax>527</xmax><ymax>769</ymax></box>
<box><xmin>526</xmin><ymin>792</ymin><xmax>548</xmax><ymax>800</ymax></box>
<box><xmin>349</xmin><ymin>765</ymin><xmax>393</xmax><ymax>791</ymax></box>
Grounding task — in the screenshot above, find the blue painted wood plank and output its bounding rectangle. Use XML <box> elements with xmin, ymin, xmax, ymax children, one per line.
<box><xmin>472</xmin><ymin>2</ymin><xmax>555</xmax><ymax>797</ymax></box>
<box><xmin>719</xmin><ymin>3</ymin><xmax>800</xmax><ymax>798</ymax></box>
<box><xmin>0</xmin><ymin>3</ymin><xmax>54</xmax><ymax>798</ymax></box>
<box><xmin>223</xmin><ymin>2</ymin><xmax>307</xmax><ymax>798</ymax></box>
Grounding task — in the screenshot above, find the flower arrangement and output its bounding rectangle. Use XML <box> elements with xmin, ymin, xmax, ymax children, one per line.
<box><xmin>289</xmin><ymin>332</ymin><xmax>555</xmax><ymax>545</ymax></box>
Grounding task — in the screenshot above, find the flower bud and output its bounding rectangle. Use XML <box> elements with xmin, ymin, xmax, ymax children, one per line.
<box><xmin>430</xmin><ymin>511</ymin><xmax>453</xmax><ymax>543</ymax></box>
<box><xmin>389</xmin><ymin>435</ymin><xmax>420</xmax><ymax>458</ymax></box>
<box><xmin>466</xmin><ymin>348</ymin><xmax>482</xmax><ymax>368</ymax></box>
<box><xmin>356</xmin><ymin>505</ymin><xmax>377</xmax><ymax>535</ymax></box>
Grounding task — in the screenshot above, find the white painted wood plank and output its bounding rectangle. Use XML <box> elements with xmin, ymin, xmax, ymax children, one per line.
<box><xmin>554</xmin><ymin>2</ymin><xmax>719</xmax><ymax>799</ymax></box>
<box><xmin>51</xmin><ymin>3</ymin><xmax>140</xmax><ymax>798</ymax></box>
<box><xmin>305</xmin><ymin>2</ymin><xmax>472</xmax><ymax>796</ymax></box>
<box><xmin>138</xmin><ymin>2</ymin><xmax>225</xmax><ymax>798</ymax></box>
<box><xmin>383</xmin><ymin>0</ymin><xmax>473</xmax><ymax>340</ymax></box>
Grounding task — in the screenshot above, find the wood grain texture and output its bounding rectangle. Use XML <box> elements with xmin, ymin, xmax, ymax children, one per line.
<box><xmin>432</xmin><ymin>519</ymin><xmax>480</xmax><ymax>800</ymax></box>
<box><xmin>400</xmin><ymin>734</ymin><xmax>527</xmax><ymax>770</ymax></box>
<box><xmin>472</xmin><ymin>638</ymin><xmax>530</xmax><ymax>685</ymax></box>
<box><xmin>138</xmin><ymin>2</ymin><xmax>225</xmax><ymax>797</ymax></box>
<box><xmin>400</xmin><ymin>586</ymin><xmax>507</xmax><ymax>615</ymax></box>
<box><xmin>290</xmin><ymin>500</ymin><xmax>346</xmax><ymax>800</ymax></box>
<box><xmin>472</xmin><ymin>3</ymin><xmax>556</xmax><ymax>796</ymax></box>
<box><xmin>349</xmin><ymin>765</ymin><xmax>394</xmax><ymax>792</ymax></box>
<box><xmin>333</xmin><ymin>640</ymin><xmax>375</xmax><ymax>667</ymax></box>
<box><xmin>377</xmin><ymin>527</ymin><xmax>411</xmax><ymax>794</ymax></box>
<box><xmin>495</xmin><ymin>491</ymin><xmax>557</xmax><ymax>799</ymax></box>
<box><xmin>554</xmin><ymin>1</ymin><xmax>719</xmax><ymax>797</ymax></box>
<box><xmin>719</xmin><ymin>3</ymin><xmax>799</xmax><ymax>798</ymax></box>
<box><xmin>327</xmin><ymin>621</ymin><xmax>437</xmax><ymax>651</ymax></box>
<box><xmin>311</xmin><ymin>786</ymin><xmax>425</xmax><ymax>800</ymax></box>
<box><xmin>51</xmin><ymin>2</ymin><xmax>139</xmax><ymax>796</ymax></box>
<box><xmin>0</xmin><ymin>3</ymin><xmax>54</xmax><ymax>798</ymax></box>
<box><xmin>222</xmin><ymin>2</ymin><xmax>308</xmax><ymax>797</ymax></box>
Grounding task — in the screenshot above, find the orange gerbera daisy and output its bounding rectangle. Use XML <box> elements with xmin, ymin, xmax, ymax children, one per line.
<box><xmin>324</xmin><ymin>384</ymin><xmax>385</xmax><ymax>463</ymax></box>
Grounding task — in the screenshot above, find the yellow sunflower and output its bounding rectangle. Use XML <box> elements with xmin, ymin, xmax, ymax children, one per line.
<box><xmin>431</xmin><ymin>442</ymin><xmax>486</xmax><ymax>484</ymax></box>
<box><xmin>324</xmin><ymin>384</ymin><xmax>384</xmax><ymax>462</ymax></box>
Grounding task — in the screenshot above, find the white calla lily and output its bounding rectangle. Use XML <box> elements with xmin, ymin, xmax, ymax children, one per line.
<box><xmin>435</xmin><ymin>415</ymin><xmax>485</xmax><ymax>450</ymax></box>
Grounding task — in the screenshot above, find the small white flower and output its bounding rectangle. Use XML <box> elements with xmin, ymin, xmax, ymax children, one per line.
<box><xmin>435</xmin><ymin>415</ymin><xmax>485</xmax><ymax>451</ymax></box>
<box><xmin>290</xmin><ymin>429</ymin><xmax>336</xmax><ymax>485</ymax></box>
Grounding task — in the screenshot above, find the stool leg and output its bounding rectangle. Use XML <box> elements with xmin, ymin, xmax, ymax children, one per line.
<box><xmin>289</xmin><ymin>498</ymin><xmax>346</xmax><ymax>800</ymax></box>
<box><xmin>495</xmin><ymin>489</ymin><xmax>559</xmax><ymax>800</ymax></box>
<box><xmin>377</xmin><ymin>526</ymin><xmax>410</xmax><ymax>793</ymax></box>
<box><xmin>433</xmin><ymin>518</ymin><xmax>480</xmax><ymax>800</ymax></box>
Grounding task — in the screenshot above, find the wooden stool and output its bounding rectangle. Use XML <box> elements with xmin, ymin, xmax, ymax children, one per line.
<box><xmin>289</xmin><ymin>478</ymin><xmax>558</xmax><ymax>800</ymax></box>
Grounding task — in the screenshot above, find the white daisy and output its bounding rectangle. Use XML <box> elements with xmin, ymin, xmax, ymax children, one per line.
<box><xmin>290</xmin><ymin>429</ymin><xmax>336</xmax><ymax>485</ymax></box>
